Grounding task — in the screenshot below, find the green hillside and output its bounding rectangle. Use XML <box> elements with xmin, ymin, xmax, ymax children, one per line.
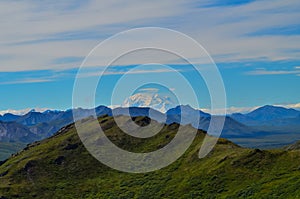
<box><xmin>1</xmin><ymin>115</ymin><xmax>300</xmax><ymax>198</ymax></box>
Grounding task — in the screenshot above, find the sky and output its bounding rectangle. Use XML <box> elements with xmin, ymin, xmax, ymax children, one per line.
<box><xmin>0</xmin><ymin>0</ymin><xmax>300</xmax><ymax>114</ymax></box>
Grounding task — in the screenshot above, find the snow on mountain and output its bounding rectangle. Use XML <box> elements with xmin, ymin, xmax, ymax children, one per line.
<box><xmin>122</xmin><ymin>93</ymin><xmax>178</xmax><ymax>113</ymax></box>
<box><xmin>0</xmin><ymin>108</ymin><xmax>51</xmax><ymax>116</ymax></box>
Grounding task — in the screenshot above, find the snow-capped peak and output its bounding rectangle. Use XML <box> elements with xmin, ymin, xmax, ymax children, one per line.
<box><xmin>122</xmin><ymin>92</ymin><xmax>178</xmax><ymax>113</ymax></box>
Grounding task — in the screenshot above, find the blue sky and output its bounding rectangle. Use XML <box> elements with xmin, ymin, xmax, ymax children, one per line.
<box><xmin>0</xmin><ymin>0</ymin><xmax>300</xmax><ymax>114</ymax></box>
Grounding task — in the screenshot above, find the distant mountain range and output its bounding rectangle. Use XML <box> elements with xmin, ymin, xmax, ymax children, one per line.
<box><xmin>0</xmin><ymin>106</ymin><xmax>112</xmax><ymax>143</ymax></box>
<box><xmin>0</xmin><ymin>104</ymin><xmax>300</xmax><ymax>159</ymax></box>
<box><xmin>231</xmin><ymin>105</ymin><xmax>300</xmax><ymax>126</ymax></box>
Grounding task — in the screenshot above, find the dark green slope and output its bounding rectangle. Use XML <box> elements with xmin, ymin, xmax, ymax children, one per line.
<box><xmin>1</xmin><ymin>116</ymin><xmax>300</xmax><ymax>198</ymax></box>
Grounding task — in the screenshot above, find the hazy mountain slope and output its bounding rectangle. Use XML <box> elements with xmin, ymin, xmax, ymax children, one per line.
<box><xmin>0</xmin><ymin>142</ymin><xmax>26</xmax><ymax>161</ymax></box>
<box><xmin>0</xmin><ymin>121</ymin><xmax>37</xmax><ymax>143</ymax></box>
<box><xmin>0</xmin><ymin>121</ymin><xmax>38</xmax><ymax>160</ymax></box>
<box><xmin>166</xmin><ymin>114</ymin><xmax>258</xmax><ymax>138</ymax></box>
<box><xmin>1</xmin><ymin>116</ymin><xmax>300</xmax><ymax>198</ymax></box>
<box><xmin>230</xmin><ymin>113</ymin><xmax>258</xmax><ymax>126</ymax></box>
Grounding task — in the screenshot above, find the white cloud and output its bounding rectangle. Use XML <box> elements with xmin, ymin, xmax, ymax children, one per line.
<box><xmin>276</xmin><ymin>103</ymin><xmax>300</xmax><ymax>110</ymax></box>
<box><xmin>107</xmin><ymin>104</ymin><xmax>121</xmax><ymax>109</ymax></box>
<box><xmin>0</xmin><ymin>0</ymin><xmax>299</xmax><ymax>72</ymax></box>
<box><xmin>0</xmin><ymin>0</ymin><xmax>187</xmax><ymax>71</ymax></box>
<box><xmin>201</xmin><ymin>106</ymin><xmax>260</xmax><ymax>115</ymax></box>
<box><xmin>177</xmin><ymin>0</ymin><xmax>300</xmax><ymax>63</ymax></box>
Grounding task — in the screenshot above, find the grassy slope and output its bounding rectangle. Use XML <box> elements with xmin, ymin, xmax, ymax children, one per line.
<box><xmin>0</xmin><ymin>116</ymin><xmax>300</xmax><ymax>198</ymax></box>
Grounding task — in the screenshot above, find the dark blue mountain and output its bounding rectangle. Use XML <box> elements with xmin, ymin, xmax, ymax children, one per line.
<box><xmin>163</xmin><ymin>105</ymin><xmax>257</xmax><ymax>138</ymax></box>
<box><xmin>246</xmin><ymin>105</ymin><xmax>299</xmax><ymax>121</ymax></box>
<box><xmin>16</xmin><ymin>111</ymin><xmax>61</xmax><ymax>126</ymax></box>
<box><xmin>95</xmin><ymin>105</ymin><xmax>112</xmax><ymax>117</ymax></box>
<box><xmin>166</xmin><ymin>105</ymin><xmax>210</xmax><ymax>118</ymax></box>
<box><xmin>231</xmin><ymin>105</ymin><xmax>300</xmax><ymax>126</ymax></box>
<box><xmin>0</xmin><ymin>113</ymin><xmax>21</xmax><ymax>122</ymax></box>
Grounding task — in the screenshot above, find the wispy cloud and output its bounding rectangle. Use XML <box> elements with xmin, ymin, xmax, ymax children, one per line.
<box><xmin>77</xmin><ymin>68</ymin><xmax>179</xmax><ymax>78</ymax></box>
<box><xmin>245</xmin><ymin>69</ymin><xmax>300</xmax><ymax>76</ymax></box>
<box><xmin>0</xmin><ymin>0</ymin><xmax>187</xmax><ymax>71</ymax></box>
<box><xmin>138</xmin><ymin>88</ymin><xmax>159</xmax><ymax>92</ymax></box>
<box><xmin>0</xmin><ymin>78</ymin><xmax>54</xmax><ymax>85</ymax></box>
<box><xmin>0</xmin><ymin>69</ymin><xmax>73</xmax><ymax>85</ymax></box>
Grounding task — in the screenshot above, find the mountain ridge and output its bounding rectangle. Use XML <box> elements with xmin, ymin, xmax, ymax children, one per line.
<box><xmin>0</xmin><ymin>104</ymin><xmax>299</xmax><ymax>160</ymax></box>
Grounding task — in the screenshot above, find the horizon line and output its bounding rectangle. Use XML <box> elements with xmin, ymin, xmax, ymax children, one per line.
<box><xmin>1</xmin><ymin>103</ymin><xmax>300</xmax><ymax>116</ymax></box>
